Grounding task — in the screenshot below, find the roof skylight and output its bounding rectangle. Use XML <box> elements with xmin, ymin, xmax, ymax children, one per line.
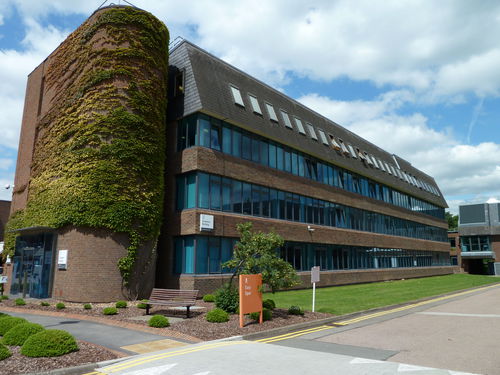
<box><xmin>294</xmin><ymin>117</ymin><xmax>306</xmax><ymax>134</ymax></box>
<box><xmin>230</xmin><ymin>86</ymin><xmax>244</xmax><ymax>107</ymax></box>
<box><xmin>265</xmin><ymin>103</ymin><xmax>278</xmax><ymax>122</ymax></box>
<box><xmin>306</xmin><ymin>123</ymin><xmax>318</xmax><ymax>140</ymax></box>
<box><xmin>318</xmin><ymin>129</ymin><xmax>329</xmax><ymax>145</ymax></box>
<box><xmin>248</xmin><ymin>94</ymin><xmax>262</xmax><ymax>114</ymax></box>
<box><xmin>280</xmin><ymin>110</ymin><xmax>293</xmax><ymax>129</ymax></box>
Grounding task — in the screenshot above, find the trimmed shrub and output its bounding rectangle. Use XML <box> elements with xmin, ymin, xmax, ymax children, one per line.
<box><xmin>0</xmin><ymin>295</ymin><xmax>9</xmax><ymax>300</ymax></box>
<box><xmin>206</xmin><ymin>308</ymin><xmax>230</xmax><ymax>323</ymax></box>
<box><xmin>136</xmin><ymin>299</ymin><xmax>148</xmax><ymax>309</ymax></box>
<box><xmin>21</xmin><ymin>329</ymin><xmax>78</xmax><ymax>357</ymax></box>
<box><xmin>0</xmin><ymin>317</ymin><xmax>28</xmax><ymax>336</ymax></box>
<box><xmin>263</xmin><ymin>299</ymin><xmax>276</xmax><ymax>310</ymax></box>
<box><xmin>249</xmin><ymin>308</ymin><xmax>272</xmax><ymax>322</ymax></box>
<box><xmin>202</xmin><ymin>294</ymin><xmax>215</xmax><ymax>303</ymax></box>
<box><xmin>148</xmin><ymin>315</ymin><xmax>170</xmax><ymax>328</ymax></box>
<box><xmin>40</xmin><ymin>302</ymin><xmax>50</xmax><ymax>307</ymax></box>
<box><xmin>103</xmin><ymin>307</ymin><xmax>117</xmax><ymax>315</ymax></box>
<box><xmin>288</xmin><ymin>305</ymin><xmax>304</xmax><ymax>316</ymax></box>
<box><xmin>0</xmin><ymin>343</ymin><xmax>11</xmax><ymax>361</ymax></box>
<box><xmin>0</xmin><ymin>313</ymin><xmax>9</xmax><ymax>319</ymax></box>
<box><xmin>214</xmin><ymin>285</ymin><xmax>239</xmax><ymax>313</ymax></box>
<box><xmin>83</xmin><ymin>303</ymin><xmax>92</xmax><ymax>310</ymax></box>
<box><xmin>56</xmin><ymin>302</ymin><xmax>66</xmax><ymax>310</ymax></box>
<box><xmin>15</xmin><ymin>298</ymin><xmax>26</xmax><ymax>306</ymax></box>
<box><xmin>115</xmin><ymin>300</ymin><xmax>128</xmax><ymax>308</ymax></box>
<box><xmin>3</xmin><ymin>322</ymin><xmax>45</xmax><ymax>346</ymax></box>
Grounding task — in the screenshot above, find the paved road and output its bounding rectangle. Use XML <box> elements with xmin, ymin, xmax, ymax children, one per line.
<box><xmin>80</xmin><ymin>284</ymin><xmax>500</xmax><ymax>375</ymax></box>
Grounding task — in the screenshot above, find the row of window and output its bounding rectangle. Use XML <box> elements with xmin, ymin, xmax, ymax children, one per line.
<box><xmin>229</xmin><ymin>85</ymin><xmax>441</xmax><ymax>196</ymax></box>
<box><xmin>174</xmin><ymin>235</ymin><xmax>451</xmax><ymax>274</ymax></box>
<box><xmin>460</xmin><ymin>236</ymin><xmax>490</xmax><ymax>252</ymax></box>
<box><xmin>176</xmin><ymin>172</ymin><xmax>449</xmax><ymax>242</ymax></box>
<box><xmin>177</xmin><ymin>113</ymin><xmax>444</xmax><ymax>219</ymax></box>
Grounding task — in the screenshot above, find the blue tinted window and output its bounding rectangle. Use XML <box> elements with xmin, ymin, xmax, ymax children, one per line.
<box><xmin>292</xmin><ymin>152</ymin><xmax>298</xmax><ymax>175</ymax></box>
<box><xmin>276</xmin><ymin>145</ymin><xmax>284</xmax><ymax>170</ymax></box>
<box><xmin>185</xmin><ymin>237</ymin><xmax>194</xmax><ymax>273</ymax></box>
<box><xmin>186</xmin><ymin>174</ymin><xmax>196</xmax><ymax>208</ymax></box>
<box><xmin>210</xmin><ymin>175</ymin><xmax>221</xmax><ymax>210</ymax></box>
<box><xmin>232</xmin><ymin>130</ymin><xmax>241</xmax><ymax>157</ymax></box>
<box><xmin>174</xmin><ymin>238</ymin><xmax>183</xmax><ymax>273</ymax></box>
<box><xmin>252</xmin><ymin>185</ymin><xmax>261</xmax><ymax>216</ymax></box>
<box><xmin>242</xmin><ymin>135</ymin><xmax>251</xmax><ymax>160</ymax></box>
<box><xmin>221</xmin><ymin>238</ymin><xmax>233</xmax><ymax>273</ymax></box>
<box><xmin>195</xmin><ymin>237</ymin><xmax>208</xmax><ymax>274</ymax></box>
<box><xmin>278</xmin><ymin>191</ymin><xmax>286</xmax><ymax>219</ymax></box>
<box><xmin>251</xmin><ymin>138</ymin><xmax>260</xmax><ymax>162</ymax></box>
<box><xmin>232</xmin><ymin>180</ymin><xmax>242</xmax><ymax>213</ymax></box>
<box><xmin>242</xmin><ymin>183</ymin><xmax>252</xmax><ymax>214</ymax></box>
<box><xmin>222</xmin><ymin>178</ymin><xmax>231</xmax><ymax>211</ymax></box>
<box><xmin>198</xmin><ymin>173</ymin><xmax>209</xmax><ymax>208</ymax></box>
<box><xmin>284</xmin><ymin>150</ymin><xmax>291</xmax><ymax>173</ymax></box>
<box><xmin>222</xmin><ymin>126</ymin><xmax>231</xmax><ymax>153</ymax></box>
<box><xmin>298</xmin><ymin>155</ymin><xmax>305</xmax><ymax>177</ymax></box>
<box><xmin>260</xmin><ymin>141</ymin><xmax>269</xmax><ymax>166</ymax></box>
<box><xmin>261</xmin><ymin>187</ymin><xmax>270</xmax><ymax>217</ymax></box>
<box><xmin>269</xmin><ymin>144</ymin><xmax>276</xmax><ymax>168</ymax></box>
<box><xmin>270</xmin><ymin>189</ymin><xmax>278</xmax><ymax>218</ymax></box>
<box><xmin>209</xmin><ymin>237</ymin><xmax>221</xmax><ymax>273</ymax></box>
<box><xmin>199</xmin><ymin>118</ymin><xmax>211</xmax><ymax>147</ymax></box>
<box><xmin>211</xmin><ymin>124</ymin><xmax>221</xmax><ymax>150</ymax></box>
<box><xmin>176</xmin><ymin>176</ymin><xmax>185</xmax><ymax>210</ymax></box>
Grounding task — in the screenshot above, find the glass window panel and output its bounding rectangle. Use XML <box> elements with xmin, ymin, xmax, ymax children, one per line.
<box><xmin>242</xmin><ymin>183</ymin><xmax>252</xmax><ymax>214</ymax></box>
<box><xmin>260</xmin><ymin>141</ymin><xmax>269</xmax><ymax>166</ymax></box>
<box><xmin>280</xmin><ymin>110</ymin><xmax>293</xmax><ymax>129</ymax></box>
<box><xmin>294</xmin><ymin>117</ymin><xmax>306</xmax><ymax>134</ymax></box>
<box><xmin>195</xmin><ymin>237</ymin><xmax>208</xmax><ymax>274</ymax></box>
<box><xmin>249</xmin><ymin>94</ymin><xmax>262</xmax><ymax>114</ymax></box>
<box><xmin>210</xmin><ymin>124</ymin><xmax>221</xmax><ymax>150</ymax></box>
<box><xmin>252</xmin><ymin>185</ymin><xmax>261</xmax><ymax>216</ymax></box>
<box><xmin>284</xmin><ymin>150</ymin><xmax>291</xmax><ymax>172</ymax></box>
<box><xmin>242</xmin><ymin>135</ymin><xmax>251</xmax><ymax>160</ymax></box>
<box><xmin>261</xmin><ymin>187</ymin><xmax>270</xmax><ymax>217</ymax></box>
<box><xmin>269</xmin><ymin>143</ymin><xmax>277</xmax><ymax>168</ymax></box>
<box><xmin>176</xmin><ymin>176</ymin><xmax>185</xmax><ymax>210</ymax></box>
<box><xmin>222</xmin><ymin>177</ymin><xmax>231</xmax><ymax>212</ymax></box>
<box><xmin>187</xmin><ymin>116</ymin><xmax>196</xmax><ymax>148</ymax></box>
<box><xmin>198</xmin><ymin>173</ymin><xmax>209</xmax><ymax>208</ymax></box>
<box><xmin>232</xmin><ymin>130</ymin><xmax>241</xmax><ymax>157</ymax></box>
<box><xmin>209</xmin><ymin>175</ymin><xmax>221</xmax><ymax>210</ymax></box>
<box><xmin>185</xmin><ymin>237</ymin><xmax>194</xmax><ymax>273</ymax></box>
<box><xmin>222</xmin><ymin>126</ymin><xmax>231</xmax><ymax>154</ymax></box>
<box><xmin>265</xmin><ymin>103</ymin><xmax>279</xmax><ymax>122</ymax></box>
<box><xmin>270</xmin><ymin>189</ymin><xmax>278</xmax><ymax>218</ymax></box>
<box><xmin>251</xmin><ymin>138</ymin><xmax>260</xmax><ymax>162</ymax></box>
<box><xmin>306</xmin><ymin>123</ymin><xmax>318</xmax><ymax>140</ymax></box>
<box><xmin>174</xmin><ymin>238</ymin><xmax>183</xmax><ymax>273</ymax></box>
<box><xmin>221</xmin><ymin>238</ymin><xmax>233</xmax><ymax>272</ymax></box>
<box><xmin>278</xmin><ymin>191</ymin><xmax>286</xmax><ymax>219</ymax></box>
<box><xmin>186</xmin><ymin>173</ymin><xmax>196</xmax><ymax>208</ymax></box>
<box><xmin>276</xmin><ymin>145</ymin><xmax>284</xmax><ymax>170</ymax></box>
<box><xmin>199</xmin><ymin>118</ymin><xmax>211</xmax><ymax>147</ymax></box>
<box><xmin>230</xmin><ymin>86</ymin><xmax>245</xmax><ymax>107</ymax></box>
<box><xmin>298</xmin><ymin>155</ymin><xmax>305</xmax><ymax>177</ymax></box>
<box><xmin>232</xmin><ymin>180</ymin><xmax>242</xmax><ymax>213</ymax></box>
<box><xmin>209</xmin><ymin>237</ymin><xmax>221</xmax><ymax>273</ymax></box>
<box><xmin>318</xmin><ymin>129</ymin><xmax>329</xmax><ymax>145</ymax></box>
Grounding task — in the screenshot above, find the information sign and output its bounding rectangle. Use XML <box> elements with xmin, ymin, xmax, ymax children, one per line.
<box><xmin>239</xmin><ymin>274</ymin><xmax>263</xmax><ymax>327</ymax></box>
<box><xmin>0</xmin><ymin>276</ymin><xmax>7</xmax><ymax>284</ymax></box>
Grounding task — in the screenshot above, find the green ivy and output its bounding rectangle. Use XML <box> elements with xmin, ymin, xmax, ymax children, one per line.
<box><xmin>3</xmin><ymin>7</ymin><xmax>169</xmax><ymax>286</ymax></box>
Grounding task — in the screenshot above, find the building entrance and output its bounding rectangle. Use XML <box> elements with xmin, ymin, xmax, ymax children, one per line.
<box><xmin>11</xmin><ymin>233</ymin><xmax>55</xmax><ymax>298</ymax></box>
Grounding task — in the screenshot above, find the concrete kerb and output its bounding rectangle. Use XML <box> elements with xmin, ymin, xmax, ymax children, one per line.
<box><xmin>242</xmin><ymin>282</ymin><xmax>500</xmax><ymax>341</ymax></box>
<box><xmin>27</xmin><ymin>358</ymin><xmax>127</xmax><ymax>375</ymax></box>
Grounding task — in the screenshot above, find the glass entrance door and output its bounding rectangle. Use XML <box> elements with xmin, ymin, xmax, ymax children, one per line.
<box><xmin>11</xmin><ymin>233</ymin><xmax>55</xmax><ymax>298</ymax></box>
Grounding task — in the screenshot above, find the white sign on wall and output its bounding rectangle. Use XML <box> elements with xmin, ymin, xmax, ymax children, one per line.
<box><xmin>200</xmin><ymin>214</ymin><xmax>214</xmax><ymax>231</ymax></box>
<box><xmin>58</xmin><ymin>250</ymin><xmax>68</xmax><ymax>270</ymax></box>
<box><xmin>0</xmin><ymin>276</ymin><xmax>8</xmax><ymax>284</ymax></box>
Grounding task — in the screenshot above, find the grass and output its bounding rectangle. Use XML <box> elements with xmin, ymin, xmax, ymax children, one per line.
<box><xmin>264</xmin><ymin>274</ymin><xmax>500</xmax><ymax>315</ymax></box>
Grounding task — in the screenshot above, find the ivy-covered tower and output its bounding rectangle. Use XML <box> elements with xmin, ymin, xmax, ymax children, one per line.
<box><xmin>3</xmin><ymin>5</ymin><xmax>169</xmax><ymax>301</ymax></box>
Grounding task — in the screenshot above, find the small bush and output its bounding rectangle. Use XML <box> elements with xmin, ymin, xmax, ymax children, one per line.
<box><xmin>202</xmin><ymin>294</ymin><xmax>215</xmax><ymax>302</ymax></box>
<box><xmin>263</xmin><ymin>299</ymin><xmax>276</xmax><ymax>310</ymax></box>
<box><xmin>56</xmin><ymin>302</ymin><xmax>65</xmax><ymax>310</ymax></box>
<box><xmin>115</xmin><ymin>300</ymin><xmax>127</xmax><ymax>308</ymax></box>
<box><xmin>103</xmin><ymin>307</ymin><xmax>117</xmax><ymax>315</ymax></box>
<box><xmin>214</xmin><ymin>285</ymin><xmax>239</xmax><ymax>313</ymax></box>
<box><xmin>83</xmin><ymin>303</ymin><xmax>92</xmax><ymax>310</ymax></box>
<box><xmin>15</xmin><ymin>298</ymin><xmax>26</xmax><ymax>306</ymax></box>
<box><xmin>0</xmin><ymin>295</ymin><xmax>9</xmax><ymax>300</ymax></box>
<box><xmin>206</xmin><ymin>308</ymin><xmax>230</xmax><ymax>323</ymax></box>
<box><xmin>21</xmin><ymin>329</ymin><xmax>78</xmax><ymax>357</ymax></box>
<box><xmin>249</xmin><ymin>308</ymin><xmax>272</xmax><ymax>322</ymax></box>
<box><xmin>148</xmin><ymin>315</ymin><xmax>170</xmax><ymax>328</ymax></box>
<box><xmin>136</xmin><ymin>299</ymin><xmax>148</xmax><ymax>309</ymax></box>
<box><xmin>0</xmin><ymin>343</ymin><xmax>11</xmax><ymax>361</ymax></box>
<box><xmin>288</xmin><ymin>305</ymin><xmax>304</xmax><ymax>316</ymax></box>
<box><xmin>0</xmin><ymin>313</ymin><xmax>9</xmax><ymax>319</ymax></box>
<box><xmin>0</xmin><ymin>317</ymin><xmax>27</xmax><ymax>336</ymax></box>
<box><xmin>3</xmin><ymin>323</ymin><xmax>45</xmax><ymax>346</ymax></box>
<box><xmin>40</xmin><ymin>302</ymin><xmax>50</xmax><ymax>307</ymax></box>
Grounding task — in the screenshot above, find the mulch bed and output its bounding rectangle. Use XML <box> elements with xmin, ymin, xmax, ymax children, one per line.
<box><xmin>0</xmin><ymin>341</ymin><xmax>120</xmax><ymax>375</ymax></box>
<box><xmin>0</xmin><ymin>298</ymin><xmax>333</xmax><ymax>373</ymax></box>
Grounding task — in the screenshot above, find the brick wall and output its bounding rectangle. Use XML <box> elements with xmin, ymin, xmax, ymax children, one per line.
<box><xmin>0</xmin><ymin>200</ymin><xmax>11</xmax><ymax>242</ymax></box>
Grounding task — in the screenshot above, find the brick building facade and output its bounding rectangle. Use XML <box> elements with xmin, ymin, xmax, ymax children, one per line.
<box><xmin>2</xmin><ymin>5</ymin><xmax>457</xmax><ymax>302</ymax></box>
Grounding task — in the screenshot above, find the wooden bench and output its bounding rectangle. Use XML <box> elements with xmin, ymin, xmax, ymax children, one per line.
<box><xmin>145</xmin><ymin>288</ymin><xmax>199</xmax><ymax>318</ymax></box>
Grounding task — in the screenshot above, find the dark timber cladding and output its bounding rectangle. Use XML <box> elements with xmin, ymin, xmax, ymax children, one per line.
<box><xmin>165</xmin><ymin>40</ymin><xmax>454</xmax><ymax>295</ymax></box>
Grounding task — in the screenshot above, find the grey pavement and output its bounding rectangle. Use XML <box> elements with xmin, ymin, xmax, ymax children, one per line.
<box><xmin>0</xmin><ymin>310</ymin><xmax>194</xmax><ymax>354</ymax></box>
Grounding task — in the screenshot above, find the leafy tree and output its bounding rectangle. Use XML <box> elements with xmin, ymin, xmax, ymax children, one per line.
<box><xmin>445</xmin><ymin>211</ymin><xmax>458</xmax><ymax>230</ymax></box>
<box><xmin>224</xmin><ymin>222</ymin><xmax>300</xmax><ymax>293</ymax></box>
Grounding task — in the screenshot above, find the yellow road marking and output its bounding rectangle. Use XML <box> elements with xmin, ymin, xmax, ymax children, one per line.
<box><xmin>255</xmin><ymin>325</ymin><xmax>331</xmax><ymax>342</ymax></box>
<box><xmin>84</xmin><ymin>341</ymin><xmax>252</xmax><ymax>374</ymax></box>
<box><xmin>260</xmin><ymin>325</ymin><xmax>333</xmax><ymax>343</ymax></box>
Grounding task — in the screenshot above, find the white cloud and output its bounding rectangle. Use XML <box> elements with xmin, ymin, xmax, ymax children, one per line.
<box><xmin>298</xmin><ymin>92</ymin><xmax>500</xmax><ymax>207</ymax></box>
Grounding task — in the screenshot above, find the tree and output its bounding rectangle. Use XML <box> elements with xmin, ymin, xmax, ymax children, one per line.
<box><xmin>223</xmin><ymin>222</ymin><xmax>300</xmax><ymax>293</ymax></box>
<box><xmin>445</xmin><ymin>211</ymin><xmax>458</xmax><ymax>231</ymax></box>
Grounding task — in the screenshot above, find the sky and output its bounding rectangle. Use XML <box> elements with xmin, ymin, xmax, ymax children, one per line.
<box><xmin>1</xmin><ymin>0</ymin><xmax>500</xmax><ymax>215</ymax></box>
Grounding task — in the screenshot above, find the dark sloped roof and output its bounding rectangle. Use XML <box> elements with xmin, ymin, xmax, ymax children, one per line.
<box><xmin>170</xmin><ymin>40</ymin><xmax>447</xmax><ymax>208</ymax></box>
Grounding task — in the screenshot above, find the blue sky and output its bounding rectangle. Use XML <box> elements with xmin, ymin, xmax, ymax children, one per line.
<box><xmin>1</xmin><ymin>0</ymin><xmax>500</xmax><ymax>214</ymax></box>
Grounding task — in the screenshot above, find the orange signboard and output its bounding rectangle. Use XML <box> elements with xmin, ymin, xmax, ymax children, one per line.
<box><xmin>239</xmin><ymin>274</ymin><xmax>263</xmax><ymax>327</ymax></box>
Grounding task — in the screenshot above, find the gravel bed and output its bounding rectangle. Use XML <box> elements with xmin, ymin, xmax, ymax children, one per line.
<box><xmin>0</xmin><ymin>340</ymin><xmax>119</xmax><ymax>375</ymax></box>
<box><xmin>0</xmin><ymin>298</ymin><xmax>332</xmax><ymax>341</ymax></box>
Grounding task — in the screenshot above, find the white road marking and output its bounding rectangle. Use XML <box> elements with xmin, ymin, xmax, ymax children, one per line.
<box><xmin>398</xmin><ymin>364</ymin><xmax>436</xmax><ymax>372</ymax></box>
<box><xmin>350</xmin><ymin>357</ymin><xmax>385</xmax><ymax>364</ymax></box>
<box><xmin>449</xmin><ymin>371</ymin><xmax>481</xmax><ymax>375</ymax></box>
<box><xmin>192</xmin><ymin>372</ymin><xmax>210</xmax><ymax>375</ymax></box>
<box><xmin>418</xmin><ymin>312</ymin><xmax>500</xmax><ymax>318</ymax></box>
<box><xmin>106</xmin><ymin>363</ymin><xmax>177</xmax><ymax>375</ymax></box>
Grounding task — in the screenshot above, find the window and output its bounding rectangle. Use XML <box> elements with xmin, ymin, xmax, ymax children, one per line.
<box><xmin>265</xmin><ymin>103</ymin><xmax>279</xmax><ymax>122</ymax></box>
<box><xmin>329</xmin><ymin>134</ymin><xmax>341</xmax><ymax>151</ymax></box>
<box><xmin>294</xmin><ymin>117</ymin><xmax>306</xmax><ymax>134</ymax></box>
<box><xmin>230</xmin><ymin>86</ymin><xmax>245</xmax><ymax>107</ymax></box>
<box><xmin>280</xmin><ymin>110</ymin><xmax>293</xmax><ymax>129</ymax></box>
<box><xmin>347</xmin><ymin>144</ymin><xmax>357</xmax><ymax>158</ymax></box>
<box><xmin>338</xmin><ymin>139</ymin><xmax>350</xmax><ymax>155</ymax></box>
<box><xmin>248</xmin><ymin>94</ymin><xmax>262</xmax><ymax>114</ymax></box>
<box><xmin>174</xmin><ymin>69</ymin><xmax>185</xmax><ymax>97</ymax></box>
<box><xmin>318</xmin><ymin>129</ymin><xmax>329</xmax><ymax>145</ymax></box>
<box><xmin>306</xmin><ymin>123</ymin><xmax>318</xmax><ymax>140</ymax></box>
<box><xmin>378</xmin><ymin>159</ymin><xmax>386</xmax><ymax>172</ymax></box>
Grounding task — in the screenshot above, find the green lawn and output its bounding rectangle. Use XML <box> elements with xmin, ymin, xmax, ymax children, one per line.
<box><xmin>264</xmin><ymin>274</ymin><xmax>500</xmax><ymax>315</ymax></box>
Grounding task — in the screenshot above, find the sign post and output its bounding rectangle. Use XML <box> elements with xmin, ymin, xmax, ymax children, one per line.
<box><xmin>239</xmin><ymin>274</ymin><xmax>263</xmax><ymax>328</ymax></box>
<box><xmin>311</xmin><ymin>266</ymin><xmax>320</xmax><ymax>312</ymax></box>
